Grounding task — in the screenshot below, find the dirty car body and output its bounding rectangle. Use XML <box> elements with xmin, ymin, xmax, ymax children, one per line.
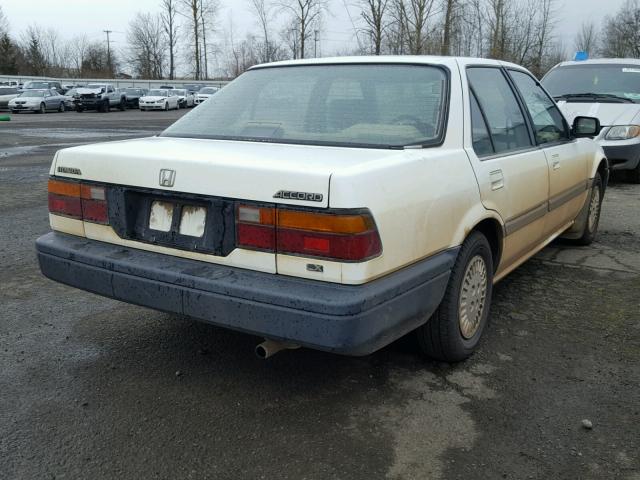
<box><xmin>36</xmin><ymin>57</ymin><xmax>608</xmax><ymax>361</ymax></box>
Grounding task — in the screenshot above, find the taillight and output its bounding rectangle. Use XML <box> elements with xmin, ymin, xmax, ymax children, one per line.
<box><xmin>48</xmin><ymin>178</ymin><xmax>109</xmax><ymax>224</ymax></box>
<box><xmin>235</xmin><ymin>204</ymin><xmax>382</xmax><ymax>262</ymax></box>
<box><xmin>236</xmin><ymin>204</ymin><xmax>275</xmax><ymax>251</ymax></box>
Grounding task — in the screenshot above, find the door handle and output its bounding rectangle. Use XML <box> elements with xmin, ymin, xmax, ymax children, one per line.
<box><xmin>551</xmin><ymin>153</ymin><xmax>561</xmax><ymax>170</ymax></box>
<box><xmin>490</xmin><ymin>170</ymin><xmax>504</xmax><ymax>191</ymax></box>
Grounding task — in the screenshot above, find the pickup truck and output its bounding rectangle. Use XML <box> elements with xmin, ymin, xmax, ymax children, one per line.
<box><xmin>36</xmin><ymin>57</ymin><xmax>607</xmax><ymax>362</ymax></box>
<box><xmin>74</xmin><ymin>83</ymin><xmax>126</xmax><ymax>112</ymax></box>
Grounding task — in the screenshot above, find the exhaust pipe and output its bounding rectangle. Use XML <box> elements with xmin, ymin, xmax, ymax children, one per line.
<box><xmin>255</xmin><ymin>339</ymin><xmax>300</xmax><ymax>359</ymax></box>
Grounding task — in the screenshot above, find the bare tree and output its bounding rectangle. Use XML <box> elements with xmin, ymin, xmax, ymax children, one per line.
<box><xmin>441</xmin><ymin>0</ymin><xmax>458</xmax><ymax>55</ymax></box>
<box><xmin>279</xmin><ymin>0</ymin><xmax>328</xmax><ymax>59</ymax></box>
<box><xmin>530</xmin><ymin>0</ymin><xmax>556</xmax><ymax>77</ymax></box>
<box><xmin>128</xmin><ymin>12</ymin><xmax>167</xmax><ymax>79</ymax></box>
<box><xmin>394</xmin><ymin>0</ymin><xmax>437</xmax><ymax>55</ymax></box>
<box><xmin>161</xmin><ymin>0</ymin><xmax>179</xmax><ymax>79</ymax></box>
<box><xmin>180</xmin><ymin>0</ymin><xmax>202</xmax><ymax>78</ymax></box>
<box><xmin>0</xmin><ymin>6</ymin><xmax>9</xmax><ymax>36</ymax></box>
<box><xmin>601</xmin><ymin>0</ymin><xmax>640</xmax><ymax>57</ymax></box>
<box><xmin>248</xmin><ymin>0</ymin><xmax>279</xmax><ymax>62</ymax></box>
<box><xmin>359</xmin><ymin>0</ymin><xmax>389</xmax><ymax>55</ymax></box>
<box><xmin>574</xmin><ymin>21</ymin><xmax>597</xmax><ymax>55</ymax></box>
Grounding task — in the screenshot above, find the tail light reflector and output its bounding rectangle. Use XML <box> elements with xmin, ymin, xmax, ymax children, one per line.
<box><xmin>48</xmin><ymin>178</ymin><xmax>109</xmax><ymax>224</ymax></box>
<box><xmin>235</xmin><ymin>204</ymin><xmax>382</xmax><ymax>262</ymax></box>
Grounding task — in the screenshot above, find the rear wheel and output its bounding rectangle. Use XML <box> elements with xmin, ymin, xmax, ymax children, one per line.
<box><xmin>573</xmin><ymin>173</ymin><xmax>603</xmax><ymax>246</ymax></box>
<box><xmin>416</xmin><ymin>231</ymin><xmax>493</xmax><ymax>362</ymax></box>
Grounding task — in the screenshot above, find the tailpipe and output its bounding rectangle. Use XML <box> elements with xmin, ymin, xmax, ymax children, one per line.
<box><xmin>255</xmin><ymin>339</ymin><xmax>300</xmax><ymax>359</ymax></box>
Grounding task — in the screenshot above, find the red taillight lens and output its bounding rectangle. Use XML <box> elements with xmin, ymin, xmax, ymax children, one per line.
<box><xmin>235</xmin><ymin>203</ymin><xmax>382</xmax><ymax>262</ymax></box>
<box><xmin>48</xmin><ymin>193</ymin><xmax>82</xmax><ymax>219</ymax></box>
<box><xmin>48</xmin><ymin>178</ymin><xmax>109</xmax><ymax>225</ymax></box>
<box><xmin>236</xmin><ymin>205</ymin><xmax>275</xmax><ymax>251</ymax></box>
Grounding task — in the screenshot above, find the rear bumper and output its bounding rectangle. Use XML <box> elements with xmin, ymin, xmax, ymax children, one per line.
<box><xmin>602</xmin><ymin>142</ymin><xmax>640</xmax><ymax>171</ymax></box>
<box><xmin>36</xmin><ymin>232</ymin><xmax>456</xmax><ymax>355</ymax></box>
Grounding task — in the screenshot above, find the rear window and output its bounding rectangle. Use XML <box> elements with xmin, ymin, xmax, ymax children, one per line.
<box><xmin>162</xmin><ymin>64</ymin><xmax>449</xmax><ymax>148</ymax></box>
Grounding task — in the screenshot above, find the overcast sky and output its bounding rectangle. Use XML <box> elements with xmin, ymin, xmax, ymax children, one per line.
<box><xmin>1</xmin><ymin>0</ymin><xmax>629</xmax><ymax>68</ymax></box>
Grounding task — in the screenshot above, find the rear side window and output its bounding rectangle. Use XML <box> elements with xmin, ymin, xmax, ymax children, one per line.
<box><xmin>509</xmin><ymin>70</ymin><xmax>568</xmax><ymax>144</ymax></box>
<box><xmin>467</xmin><ymin>68</ymin><xmax>532</xmax><ymax>155</ymax></box>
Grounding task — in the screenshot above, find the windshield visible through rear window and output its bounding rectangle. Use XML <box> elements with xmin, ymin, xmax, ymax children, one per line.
<box><xmin>543</xmin><ymin>64</ymin><xmax>640</xmax><ymax>102</ymax></box>
<box><xmin>161</xmin><ymin>64</ymin><xmax>449</xmax><ymax>148</ymax></box>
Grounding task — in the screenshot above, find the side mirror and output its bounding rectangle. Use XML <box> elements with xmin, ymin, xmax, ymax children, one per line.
<box><xmin>572</xmin><ymin>116</ymin><xmax>601</xmax><ymax>138</ymax></box>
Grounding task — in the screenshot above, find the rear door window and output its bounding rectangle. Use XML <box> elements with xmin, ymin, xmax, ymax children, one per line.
<box><xmin>467</xmin><ymin>68</ymin><xmax>533</xmax><ymax>155</ymax></box>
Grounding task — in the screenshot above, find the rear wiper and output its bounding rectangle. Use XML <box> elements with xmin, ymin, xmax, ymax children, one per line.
<box><xmin>554</xmin><ymin>93</ymin><xmax>635</xmax><ymax>103</ymax></box>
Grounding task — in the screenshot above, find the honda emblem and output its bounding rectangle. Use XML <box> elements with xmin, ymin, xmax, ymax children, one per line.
<box><xmin>159</xmin><ymin>169</ymin><xmax>176</xmax><ymax>187</ymax></box>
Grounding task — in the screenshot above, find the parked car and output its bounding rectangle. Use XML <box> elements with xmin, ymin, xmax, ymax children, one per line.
<box><xmin>9</xmin><ymin>89</ymin><xmax>67</xmax><ymax>113</ymax></box>
<box><xmin>0</xmin><ymin>86</ymin><xmax>20</xmax><ymax>110</ymax></box>
<box><xmin>75</xmin><ymin>83</ymin><xmax>126</xmax><ymax>112</ymax></box>
<box><xmin>139</xmin><ymin>89</ymin><xmax>180</xmax><ymax>111</ymax></box>
<box><xmin>61</xmin><ymin>88</ymin><xmax>81</xmax><ymax>110</ymax></box>
<box><xmin>543</xmin><ymin>58</ymin><xmax>640</xmax><ymax>183</ymax></box>
<box><xmin>121</xmin><ymin>87</ymin><xmax>148</xmax><ymax>108</ymax></box>
<box><xmin>194</xmin><ymin>86</ymin><xmax>219</xmax><ymax>105</ymax></box>
<box><xmin>36</xmin><ymin>57</ymin><xmax>607</xmax><ymax>362</ymax></box>
<box><xmin>183</xmin><ymin>84</ymin><xmax>202</xmax><ymax>94</ymax></box>
<box><xmin>173</xmin><ymin>88</ymin><xmax>195</xmax><ymax>108</ymax></box>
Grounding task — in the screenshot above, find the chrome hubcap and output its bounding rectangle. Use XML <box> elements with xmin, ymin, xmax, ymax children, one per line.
<box><xmin>588</xmin><ymin>185</ymin><xmax>601</xmax><ymax>232</ymax></box>
<box><xmin>459</xmin><ymin>255</ymin><xmax>488</xmax><ymax>340</ymax></box>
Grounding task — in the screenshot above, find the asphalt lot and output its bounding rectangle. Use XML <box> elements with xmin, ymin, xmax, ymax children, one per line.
<box><xmin>1</xmin><ymin>110</ymin><xmax>639</xmax><ymax>480</ymax></box>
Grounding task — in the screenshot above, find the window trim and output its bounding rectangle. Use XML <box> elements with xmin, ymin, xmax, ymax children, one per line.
<box><xmin>466</xmin><ymin>65</ymin><xmax>536</xmax><ymax>159</ymax></box>
<box><xmin>469</xmin><ymin>86</ymin><xmax>495</xmax><ymax>156</ymax></box>
<box><xmin>506</xmin><ymin>68</ymin><xmax>573</xmax><ymax>147</ymax></box>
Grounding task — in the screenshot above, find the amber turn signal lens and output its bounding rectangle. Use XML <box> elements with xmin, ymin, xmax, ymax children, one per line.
<box><xmin>277</xmin><ymin>210</ymin><xmax>374</xmax><ymax>234</ymax></box>
<box><xmin>48</xmin><ymin>179</ymin><xmax>81</xmax><ymax>197</ymax></box>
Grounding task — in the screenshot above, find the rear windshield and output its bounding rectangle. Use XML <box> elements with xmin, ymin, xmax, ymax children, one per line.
<box><xmin>162</xmin><ymin>64</ymin><xmax>449</xmax><ymax>148</ymax></box>
<box><xmin>148</xmin><ymin>89</ymin><xmax>168</xmax><ymax>96</ymax></box>
<box><xmin>0</xmin><ymin>87</ymin><xmax>17</xmax><ymax>95</ymax></box>
<box><xmin>19</xmin><ymin>90</ymin><xmax>46</xmax><ymax>97</ymax></box>
<box><xmin>24</xmin><ymin>82</ymin><xmax>50</xmax><ymax>89</ymax></box>
<box><xmin>543</xmin><ymin>64</ymin><xmax>640</xmax><ymax>102</ymax></box>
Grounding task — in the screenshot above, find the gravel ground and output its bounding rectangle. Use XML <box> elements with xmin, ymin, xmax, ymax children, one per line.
<box><xmin>1</xmin><ymin>110</ymin><xmax>639</xmax><ymax>480</ymax></box>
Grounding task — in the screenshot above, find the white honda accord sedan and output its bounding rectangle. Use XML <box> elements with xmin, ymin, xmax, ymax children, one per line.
<box><xmin>37</xmin><ymin>57</ymin><xmax>607</xmax><ymax>362</ymax></box>
<box><xmin>139</xmin><ymin>89</ymin><xmax>180</xmax><ymax>111</ymax></box>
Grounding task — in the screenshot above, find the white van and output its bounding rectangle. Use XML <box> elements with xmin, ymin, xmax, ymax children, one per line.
<box><xmin>543</xmin><ymin>59</ymin><xmax>640</xmax><ymax>183</ymax></box>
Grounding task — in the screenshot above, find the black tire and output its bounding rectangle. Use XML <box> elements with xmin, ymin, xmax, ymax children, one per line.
<box><xmin>164</xmin><ymin>102</ymin><xmax>169</xmax><ymax>111</ymax></box>
<box><xmin>628</xmin><ymin>164</ymin><xmax>640</xmax><ymax>184</ymax></box>
<box><xmin>119</xmin><ymin>98</ymin><xmax>126</xmax><ymax>111</ymax></box>
<box><xmin>76</xmin><ymin>106</ymin><xmax>83</xmax><ymax>113</ymax></box>
<box><xmin>416</xmin><ymin>231</ymin><xmax>494</xmax><ymax>362</ymax></box>
<box><xmin>38</xmin><ymin>103</ymin><xmax>46</xmax><ymax>114</ymax></box>
<box><xmin>100</xmin><ymin>100</ymin><xmax>109</xmax><ymax>113</ymax></box>
<box><xmin>573</xmin><ymin>173</ymin><xmax>603</xmax><ymax>246</ymax></box>
<box><xmin>58</xmin><ymin>103</ymin><xmax>65</xmax><ymax>112</ymax></box>
<box><xmin>11</xmin><ymin>110</ymin><xmax>18</xmax><ymax>114</ymax></box>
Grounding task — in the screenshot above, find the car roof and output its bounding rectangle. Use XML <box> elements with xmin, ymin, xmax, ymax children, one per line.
<box><xmin>553</xmin><ymin>58</ymin><xmax>640</xmax><ymax>68</ymax></box>
<box><xmin>249</xmin><ymin>55</ymin><xmax>525</xmax><ymax>71</ymax></box>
